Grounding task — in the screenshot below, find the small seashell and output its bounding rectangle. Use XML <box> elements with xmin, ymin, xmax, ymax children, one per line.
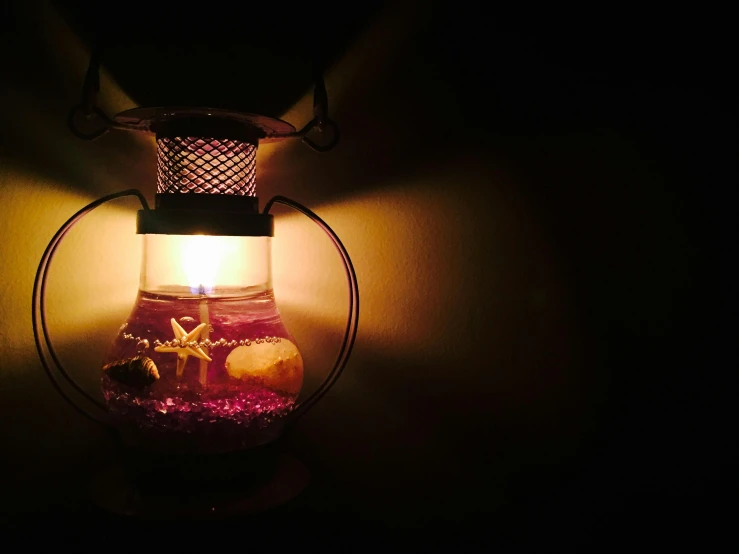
<box><xmin>179</xmin><ymin>316</ymin><xmax>195</xmax><ymax>323</ymax></box>
<box><xmin>103</xmin><ymin>356</ymin><xmax>160</xmax><ymax>389</ymax></box>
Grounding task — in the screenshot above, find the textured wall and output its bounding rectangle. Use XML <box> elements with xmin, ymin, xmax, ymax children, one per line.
<box><xmin>1</xmin><ymin>0</ymin><xmax>734</xmax><ymax>537</ymax></box>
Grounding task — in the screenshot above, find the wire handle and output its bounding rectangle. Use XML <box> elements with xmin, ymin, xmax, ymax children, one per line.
<box><xmin>33</xmin><ymin>191</ymin><xmax>357</xmax><ymax>430</ymax></box>
<box><xmin>32</xmin><ymin>189</ymin><xmax>151</xmax><ymax>426</ymax></box>
<box><xmin>263</xmin><ymin>196</ymin><xmax>359</xmax><ymax>422</ymax></box>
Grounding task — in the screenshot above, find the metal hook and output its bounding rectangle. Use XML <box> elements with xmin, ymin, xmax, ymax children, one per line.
<box><xmin>297</xmin><ymin>71</ymin><xmax>339</xmax><ymax>152</ymax></box>
<box><xmin>68</xmin><ymin>46</ymin><xmax>117</xmax><ymax>140</ymax></box>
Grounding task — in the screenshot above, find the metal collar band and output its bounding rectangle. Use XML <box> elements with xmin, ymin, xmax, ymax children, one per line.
<box><xmin>137</xmin><ymin>194</ymin><xmax>273</xmax><ymax>236</ymax></box>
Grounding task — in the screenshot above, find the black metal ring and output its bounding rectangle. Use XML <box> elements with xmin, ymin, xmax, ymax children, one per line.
<box><xmin>137</xmin><ymin>209</ymin><xmax>274</xmax><ymax>237</ymax></box>
<box><xmin>302</xmin><ymin>117</ymin><xmax>340</xmax><ymax>152</ymax></box>
<box><xmin>67</xmin><ymin>105</ymin><xmax>111</xmax><ymax>140</ymax></box>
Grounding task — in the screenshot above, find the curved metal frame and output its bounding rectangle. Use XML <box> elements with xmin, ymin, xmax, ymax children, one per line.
<box><xmin>32</xmin><ymin>191</ymin><xmax>358</xmax><ymax>428</ymax></box>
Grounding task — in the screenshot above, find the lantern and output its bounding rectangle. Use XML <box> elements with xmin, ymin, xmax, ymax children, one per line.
<box><xmin>32</xmin><ymin>69</ymin><xmax>358</xmax><ymax>517</ymax></box>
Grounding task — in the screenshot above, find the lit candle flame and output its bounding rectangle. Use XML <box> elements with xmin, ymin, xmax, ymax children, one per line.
<box><xmin>179</xmin><ymin>235</ymin><xmax>235</xmax><ymax>294</ymax></box>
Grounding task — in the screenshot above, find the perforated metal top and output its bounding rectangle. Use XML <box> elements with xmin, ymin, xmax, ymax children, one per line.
<box><xmin>157</xmin><ymin>137</ymin><xmax>257</xmax><ymax>195</ymax></box>
<box><xmin>116</xmin><ymin>107</ymin><xmax>297</xmax><ymax>197</ymax></box>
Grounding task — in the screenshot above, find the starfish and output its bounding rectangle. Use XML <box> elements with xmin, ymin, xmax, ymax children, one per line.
<box><xmin>155</xmin><ymin>318</ymin><xmax>212</xmax><ymax>378</ymax></box>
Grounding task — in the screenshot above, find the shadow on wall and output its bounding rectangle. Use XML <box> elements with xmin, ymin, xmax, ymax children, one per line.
<box><xmin>0</xmin><ymin>0</ymin><xmax>633</xmax><ymax>518</ymax></box>
<box><xmin>0</xmin><ymin>0</ymin><xmax>735</xmax><ymax>534</ymax></box>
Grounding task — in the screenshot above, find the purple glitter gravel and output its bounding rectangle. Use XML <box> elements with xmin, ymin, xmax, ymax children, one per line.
<box><xmin>103</xmin><ymin>376</ymin><xmax>296</xmax><ymax>454</ymax></box>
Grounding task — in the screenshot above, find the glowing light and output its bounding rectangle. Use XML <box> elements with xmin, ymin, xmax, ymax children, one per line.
<box><xmin>143</xmin><ymin>234</ymin><xmax>270</xmax><ymax>294</ymax></box>
<box><xmin>179</xmin><ymin>235</ymin><xmax>238</xmax><ymax>294</ymax></box>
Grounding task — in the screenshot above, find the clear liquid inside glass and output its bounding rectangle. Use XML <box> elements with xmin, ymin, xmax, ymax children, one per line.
<box><xmin>102</xmin><ymin>235</ymin><xmax>302</xmax><ymax>454</ymax></box>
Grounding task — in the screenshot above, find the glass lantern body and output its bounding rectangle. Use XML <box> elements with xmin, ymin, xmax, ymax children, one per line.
<box><xmin>102</xmin><ymin>233</ymin><xmax>303</xmax><ymax>454</ymax></box>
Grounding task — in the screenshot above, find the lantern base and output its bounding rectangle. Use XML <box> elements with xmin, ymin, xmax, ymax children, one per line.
<box><xmin>88</xmin><ymin>444</ymin><xmax>309</xmax><ymax>519</ymax></box>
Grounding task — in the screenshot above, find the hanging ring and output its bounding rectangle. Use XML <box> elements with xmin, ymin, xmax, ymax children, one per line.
<box><xmin>67</xmin><ymin>104</ymin><xmax>112</xmax><ymax>140</ymax></box>
<box><xmin>302</xmin><ymin>117</ymin><xmax>340</xmax><ymax>152</ymax></box>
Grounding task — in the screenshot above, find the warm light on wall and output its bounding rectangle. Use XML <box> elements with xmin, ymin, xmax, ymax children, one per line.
<box><xmin>271</xmin><ymin>158</ymin><xmax>579</xmax><ymax>412</ymax></box>
<box><xmin>1</xmin><ymin>176</ymin><xmax>140</xmax><ymax>336</ymax></box>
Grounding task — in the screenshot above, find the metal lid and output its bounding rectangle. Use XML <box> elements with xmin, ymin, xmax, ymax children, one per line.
<box><xmin>114</xmin><ymin>107</ymin><xmax>296</xmax><ymax>142</ymax></box>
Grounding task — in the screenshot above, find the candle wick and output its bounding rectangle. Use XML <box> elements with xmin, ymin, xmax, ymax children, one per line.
<box><xmin>199</xmin><ymin>296</ymin><xmax>210</xmax><ymax>387</ymax></box>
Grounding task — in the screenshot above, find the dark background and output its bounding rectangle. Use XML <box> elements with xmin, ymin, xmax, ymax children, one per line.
<box><xmin>1</xmin><ymin>0</ymin><xmax>736</xmax><ymax>548</ymax></box>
